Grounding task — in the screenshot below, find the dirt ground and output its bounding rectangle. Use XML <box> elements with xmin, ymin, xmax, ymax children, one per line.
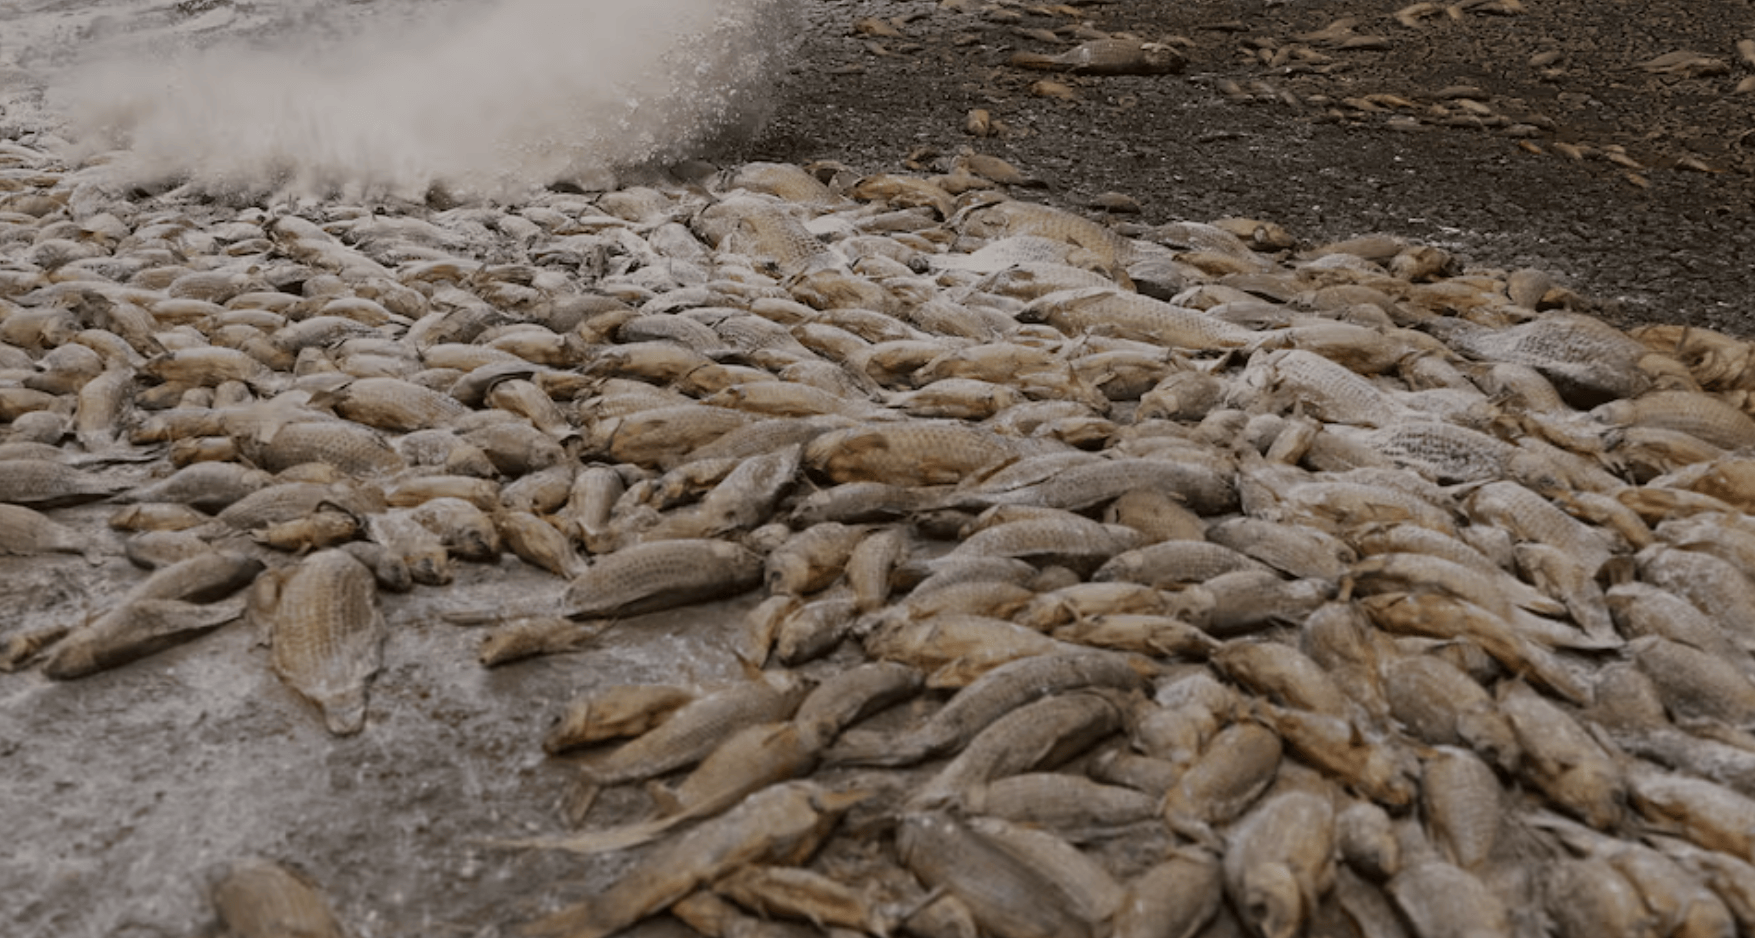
<box><xmin>742</xmin><ymin>0</ymin><xmax>1755</xmax><ymax>336</ymax></box>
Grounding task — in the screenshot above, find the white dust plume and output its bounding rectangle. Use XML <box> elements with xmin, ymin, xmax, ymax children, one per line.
<box><xmin>48</xmin><ymin>0</ymin><xmax>801</xmax><ymax>200</ymax></box>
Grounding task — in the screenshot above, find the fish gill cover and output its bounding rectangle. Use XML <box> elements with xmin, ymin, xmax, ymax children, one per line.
<box><xmin>33</xmin><ymin>0</ymin><xmax>802</xmax><ymax>200</ymax></box>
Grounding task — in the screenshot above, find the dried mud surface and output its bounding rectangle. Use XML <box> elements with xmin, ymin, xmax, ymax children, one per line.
<box><xmin>748</xmin><ymin>0</ymin><xmax>1755</xmax><ymax>335</ymax></box>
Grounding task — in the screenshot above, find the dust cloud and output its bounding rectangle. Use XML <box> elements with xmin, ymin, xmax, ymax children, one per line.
<box><xmin>50</xmin><ymin>0</ymin><xmax>801</xmax><ymax>200</ymax></box>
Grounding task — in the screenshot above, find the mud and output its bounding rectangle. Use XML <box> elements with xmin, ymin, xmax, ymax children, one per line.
<box><xmin>746</xmin><ymin>0</ymin><xmax>1755</xmax><ymax>335</ymax></box>
<box><xmin>1</xmin><ymin>504</ymin><xmax>762</xmax><ymax>936</ymax></box>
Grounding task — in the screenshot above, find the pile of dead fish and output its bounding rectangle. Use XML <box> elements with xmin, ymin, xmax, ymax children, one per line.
<box><xmin>13</xmin><ymin>135</ymin><xmax>1755</xmax><ymax>938</ymax></box>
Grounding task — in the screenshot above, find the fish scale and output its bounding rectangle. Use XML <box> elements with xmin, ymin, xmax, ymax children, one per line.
<box><xmin>1259</xmin><ymin>348</ymin><xmax>1411</xmax><ymax>427</ymax></box>
<box><xmin>804</xmin><ymin>421</ymin><xmax>1021</xmax><ymax>486</ymax></box>
<box><xmin>1432</xmin><ymin>314</ymin><xmax>1649</xmax><ymax>403</ymax></box>
<box><xmin>1022</xmin><ymin>287</ymin><xmax>1260</xmax><ymax>351</ymax></box>
<box><xmin>0</xmin><ymin>458</ymin><xmax>131</xmax><ymax>507</ymax></box>
<box><xmin>268</xmin><ymin>549</ymin><xmax>385</xmax><ymax>736</ymax></box>
<box><xmin>1465</xmin><ymin>480</ymin><xmax>1614</xmax><ymax>573</ymax></box>
<box><xmin>561</xmin><ymin>538</ymin><xmax>763</xmax><ymax>619</ymax></box>
<box><xmin>1363</xmin><ymin>420</ymin><xmax>1518</xmax><ymax>483</ymax></box>
<box><xmin>253</xmin><ymin>420</ymin><xmax>405</xmax><ymax>476</ymax></box>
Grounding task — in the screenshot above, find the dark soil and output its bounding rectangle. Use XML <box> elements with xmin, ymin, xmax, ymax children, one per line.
<box><xmin>743</xmin><ymin>0</ymin><xmax>1755</xmax><ymax>335</ymax></box>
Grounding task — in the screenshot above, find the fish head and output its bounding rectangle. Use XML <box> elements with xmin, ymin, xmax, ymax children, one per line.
<box><xmin>409</xmin><ymin>551</ymin><xmax>454</xmax><ymax>587</ymax></box>
<box><xmin>319</xmin><ymin>687</ymin><xmax>368</xmax><ymax>736</ymax></box>
<box><xmin>1241</xmin><ymin>863</ymin><xmax>1304</xmax><ymax>938</ymax></box>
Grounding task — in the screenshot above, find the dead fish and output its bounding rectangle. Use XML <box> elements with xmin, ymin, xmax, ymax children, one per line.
<box><xmin>1631</xmin><ymin>635</ymin><xmax>1755</xmax><ymax>728</ymax></box>
<box><xmin>123</xmin><ymin>529</ymin><xmax>215</xmax><ymax>570</ymax></box>
<box><xmin>318</xmin><ymin>375</ymin><xmax>469</xmax><ymax>432</ymax></box>
<box><xmin>826</xmin><ymin>651</ymin><xmax>1148</xmax><ymax>766</ymax></box>
<box><xmin>1629</xmin><ymin>765</ymin><xmax>1755</xmax><ymax>860</ymax></box>
<box><xmin>1213</xmin><ymin>640</ymin><xmax>1352</xmax><ymax>718</ymax></box>
<box><xmin>1361</xmin><ymin>592</ymin><xmax>1592</xmax><ymax>706</ymax></box>
<box><xmin>1498</xmin><ymin>680</ymin><xmax>1625</xmax><ymax>830</ymax></box>
<box><xmin>896</xmin><ymin>810</ymin><xmax>1094</xmax><ymax>938</ymax></box>
<box><xmin>561</xmin><ymin>538</ymin><xmax>762</xmax><ymax>619</ymax></box>
<box><xmin>210</xmin><ymin>857</ymin><xmax>348</xmax><ymax>938</ymax></box>
<box><xmin>966</xmin><ymin>772</ymin><xmax>1157</xmax><ymax>838</ymax></box>
<box><xmin>1023</xmin><ymin>287</ymin><xmax>1260</xmax><ymax>351</ymax></box>
<box><xmin>863</xmin><ymin>612</ymin><xmax>1080</xmax><ymax>683</ymax></box>
<box><xmin>1387</xmin><ymin>860</ymin><xmax>1512</xmax><ymax>938</ymax></box>
<box><xmin>1336</xmin><ymin>800</ymin><xmax>1400</xmax><ymax>883</ymax></box>
<box><xmin>251</xmin><ymin>506</ymin><xmax>362</xmax><ymax>553</ymax></box>
<box><xmin>363</xmin><ymin>504</ymin><xmax>452</xmax><ymax>582</ymax></box>
<box><xmin>845</xmin><ymin>525</ymin><xmax>908</xmax><ymax>613</ymax></box>
<box><xmin>793</xmin><ymin>664</ymin><xmax>923</xmax><ymax>751</ymax></box>
<box><xmin>120</xmin><ymin>461</ymin><xmax>273</xmax><ymax>513</ymax></box>
<box><xmin>772</xmin><ymin>591</ymin><xmax>859</xmax><ymax>665</ymax></box>
<box><xmin>519</xmin><ymin>781</ymin><xmax>866</xmax><ymax>938</ymax></box>
<box><xmin>1094</xmin><ymin>540</ymin><xmax>1273</xmax><ymax>588</ymax></box>
<box><xmin>409</xmin><ymin>497</ymin><xmax>501</xmax><ymax>563</ymax></box>
<box><xmin>1207</xmin><ymin>517</ymin><xmax>1355</xmax><ymax>580</ymax></box>
<box><xmin>1382</xmin><ymin>654</ymin><xmax>1520</xmax><ymax>772</ymax></box>
<box><xmin>1422</xmin><ymin>746</ymin><xmax>1502</xmax><ymax>871</ymax></box>
<box><xmin>948</xmin><ymin>514</ymin><xmax>1139</xmax><ymax>576</ymax></box>
<box><xmin>804</xmin><ymin>421</ymin><xmax>1020</xmax><ymax>487</ymax></box>
<box><xmin>959</xmin><ymin>199</ymin><xmax>1140</xmax><ymax>267</ymax></box>
<box><xmin>496</xmin><ymin>510</ymin><xmax>586</xmax><ymax>579</ymax></box>
<box><xmin>911</xmin><ymin>691</ymin><xmax>1125</xmax><ymax>809</ymax></box>
<box><xmin>564</xmin><ymin>671</ymin><xmax>810</xmax><ymax>822</ymax></box>
<box><xmin>543</xmin><ymin>684</ymin><xmax>697</xmax><ymax>755</ymax></box>
<box><xmin>1009</xmin><ymin>37</ymin><xmax>1185</xmax><ymax>75</ymax></box>
<box><xmin>0</xmin><ymin>502</ymin><xmax>101</xmax><ymax>563</ymax></box>
<box><xmin>260</xmin><ymin>549</ymin><xmax>386</xmax><ymax>735</ymax></box>
<box><xmin>1427</xmin><ymin>312</ymin><xmax>1649</xmax><ymax>406</ymax></box>
<box><xmin>0</xmin><ymin>458</ymin><xmax>131</xmax><ymax>507</ymax></box>
<box><xmin>712</xmin><ymin>865</ymin><xmax>886</xmax><ymax>934</ymax></box>
<box><xmin>1545</xmin><ymin>856</ymin><xmax>1663</xmax><ymax>938</ymax></box>
<box><xmin>1252</xmin><ymin>701</ymin><xmax>1419</xmax><ymax>808</ymax></box>
<box><xmin>765</xmin><ymin>522</ymin><xmax>869</xmax><ymax>596</ymax></box>
<box><xmin>477</xmin><ymin>616</ymin><xmax>606</xmax><ymax>667</ymax></box>
<box><xmin>1222</xmin><ymin>791</ymin><xmax>1336</xmax><ymax>938</ymax></box>
<box><xmin>43</xmin><ymin>596</ymin><xmax>248</xmax><ymax>679</ymax></box>
<box><xmin>1114</xmin><ymin>846</ymin><xmax>1223</xmax><ymax>938</ymax></box>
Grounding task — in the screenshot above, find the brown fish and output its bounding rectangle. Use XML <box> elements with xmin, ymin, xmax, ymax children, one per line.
<box><xmin>211</xmin><ymin>857</ymin><xmax>349</xmax><ymax>938</ymax></box>
<box><xmin>1010</xmin><ymin>34</ymin><xmax>1186</xmax><ymax>75</ymax></box>
<box><xmin>262</xmin><ymin>549</ymin><xmax>386</xmax><ymax>735</ymax></box>
<box><xmin>520</xmin><ymin>782</ymin><xmax>865</xmax><ymax>938</ymax></box>
<box><xmin>896</xmin><ymin>810</ymin><xmax>1094</xmax><ymax>938</ymax></box>
<box><xmin>0</xmin><ymin>502</ymin><xmax>101</xmax><ymax>563</ymax></box>
<box><xmin>561</xmin><ymin>538</ymin><xmax>762</xmax><ymax>619</ymax></box>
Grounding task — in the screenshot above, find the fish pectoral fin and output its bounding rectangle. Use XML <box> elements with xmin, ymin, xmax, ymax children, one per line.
<box><xmin>646</xmin><ymin>780</ymin><xmax>683</xmax><ymax>818</ymax></box>
<box><xmin>481</xmin><ymin>816</ymin><xmax>678</xmax><ymax>856</ymax></box>
<box><xmin>562</xmin><ymin>775</ymin><xmax>605</xmax><ymax>828</ymax></box>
